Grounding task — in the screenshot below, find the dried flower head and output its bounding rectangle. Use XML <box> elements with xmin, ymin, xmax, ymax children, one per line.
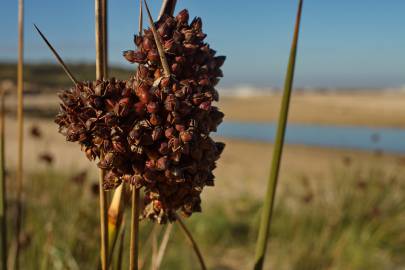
<box><xmin>55</xmin><ymin>9</ymin><xmax>225</xmax><ymax>223</ymax></box>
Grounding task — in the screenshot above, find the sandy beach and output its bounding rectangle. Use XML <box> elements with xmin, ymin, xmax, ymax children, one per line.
<box><xmin>219</xmin><ymin>91</ymin><xmax>405</xmax><ymax>127</ymax></box>
<box><xmin>2</xmin><ymin>90</ymin><xmax>404</xmax><ymax>127</ymax></box>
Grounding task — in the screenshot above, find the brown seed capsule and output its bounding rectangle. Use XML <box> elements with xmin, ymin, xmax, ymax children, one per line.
<box><xmin>112</xmin><ymin>140</ymin><xmax>126</xmax><ymax>153</ymax></box>
<box><xmin>145</xmin><ymin>159</ymin><xmax>156</xmax><ymax>170</ymax></box>
<box><xmin>134</xmin><ymin>35</ymin><xmax>143</xmax><ymax>47</ymax></box>
<box><xmin>123</xmin><ymin>50</ymin><xmax>146</xmax><ymax>63</ymax></box>
<box><xmin>134</xmin><ymin>101</ymin><xmax>146</xmax><ymax>114</ymax></box>
<box><xmin>163</xmin><ymin>39</ymin><xmax>176</xmax><ymax>53</ymax></box>
<box><xmin>154</xmin><ymin>68</ymin><xmax>162</xmax><ymax>79</ymax></box>
<box><xmin>137</xmin><ymin>65</ymin><xmax>150</xmax><ymax>78</ymax></box>
<box><xmin>158</xmin><ymin>142</ymin><xmax>169</xmax><ymax>155</ymax></box>
<box><xmin>142</xmin><ymin>37</ymin><xmax>154</xmax><ymax>50</ymax></box>
<box><xmin>147</xmin><ymin>102</ymin><xmax>159</xmax><ymax>113</ymax></box>
<box><xmin>169</xmin><ymin>138</ymin><xmax>181</xmax><ymax>151</ymax></box>
<box><xmin>151</xmin><ymin>127</ymin><xmax>163</xmax><ymax>141</ymax></box>
<box><xmin>214</xmin><ymin>56</ymin><xmax>226</xmax><ymax>67</ymax></box>
<box><xmin>199</xmin><ymin>101</ymin><xmax>211</xmax><ymax>111</ymax></box>
<box><xmin>165</xmin><ymin>127</ymin><xmax>176</xmax><ymax>139</ymax></box>
<box><xmin>180</xmin><ymin>131</ymin><xmax>193</xmax><ymax>142</ymax></box>
<box><xmin>150</xmin><ymin>114</ymin><xmax>161</xmax><ymax>126</ymax></box>
<box><xmin>98</xmin><ymin>152</ymin><xmax>115</xmax><ymax>169</ymax></box>
<box><xmin>147</xmin><ymin>50</ymin><xmax>160</xmax><ymax>62</ymax></box>
<box><xmin>156</xmin><ymin>156</ymin><xmax>168</xmax><ymax>171</ymax></box>
<box><xmin>176</xmin><ymin>9</ymin><xmax>189</xmax><ymax>24</ymax></box>
<box><xmin>172</xmin><ymin>30</ymin><xmax>184</xmax><ymax>43</ymax></box>
<box><xmin>160</xmin><ymin>77</ymin><xmax>171</xmax><ymax>88</ymax></box>
<box><xmin>138</xmin><ymin>88</ymin><xmax>151</xmax><ymax>104</ymax></box>
<box><xmin>164</xmin><ymin>95</ymin><xmax>177</xmax><ymax>111</ymax></box>
<box><xmin>175</xmin><ymin>124</ymin><xmax>185</xmax><ymax>132</ymax></box>
<box><xmin>171</xmin><ymin>63</ymin><xmax>181</xmax><ymax>74</ymax></box>
<box><xmin>198</xmin><ymin>78</ymin><xmax>210</xmax><ymax>86</ymax></box>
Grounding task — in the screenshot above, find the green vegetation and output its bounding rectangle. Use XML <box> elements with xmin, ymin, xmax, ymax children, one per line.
<box><xmin>0</xmin><ymin>62</ymin><xmax>133</xmax><ymax>89</ymax></box>
<box><xmin>5</xmin><ymin>165</ymin><xmax>404</xmax><ymax>269</ymax></box>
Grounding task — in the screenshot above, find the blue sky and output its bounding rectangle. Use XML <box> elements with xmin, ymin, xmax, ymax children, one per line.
<box><xmin>1</xmin><ymin>0</ymin><xmax>405</xmax><ymax>88</ymax></box>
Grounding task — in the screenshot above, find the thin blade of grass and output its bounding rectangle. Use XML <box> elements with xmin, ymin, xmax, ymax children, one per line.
<box><xmin>143</xmin><ymin>0</ymin><xmax>171</xmax><ymax>77</ymax></box>
<box><xmin>95</xmin><ymin>0</ymin><xmax>109</xmax><ymax>269</ymax></box>
<box><xmin>155</xmin><ymin>224</ymin><xmax>173</xmax><ymax>269</ymax></box>
<box><xmin>0</xmin><ymin>89</ymin><xmax>7</xmax><ymax>270</ymax></box>
<box><xmin>129</xmin><ymin>188</ymin><xmax>140</xmax><ymax>270</ymax></box>
<box><xmin>139</xmin><ymin>224</ymin><xmax>158</xmax><ymax>269</ymax></box>
<box><xmin>115</xmin><ymin>223</ymin><xmax>126</xmax><ymax>270</ymax></box>
<box><xmin>151</xmin><ymin>226</ymin><xmax>158</xmax><ymax>270</ymax></box>
<box><xmin>253</xmin><ymin>1</ymin><xmax>304</xmax><ymax>269</ymax></box>
<box><xmin>15</xmin><ymin>0</ymin><xmax>25</xmax><ymax>268</ymax></box>
<box><xmin>176</xmin><ymin>214</ymin><xmax>207</xmax><ymax>270</ymax></box>
<box><xmin>33</xmin><ymin>25</ymin><xmax>78</xmax><ymax>85</ymax></box>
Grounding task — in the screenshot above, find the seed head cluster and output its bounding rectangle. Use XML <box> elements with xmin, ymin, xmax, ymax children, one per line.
<box><xmin>55</xmin><ymin>9</ymin><xmax>225</xmax><ymax>223</ymax></box>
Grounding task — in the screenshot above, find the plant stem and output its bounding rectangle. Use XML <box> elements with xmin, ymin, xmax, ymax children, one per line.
<box><xmin>95</xmin><ymin>0</ymin><xmax>109</xmax><ymax>269</ymax></box>
<box><xmin>102</xmin><ymin>0</ymin><xmax>108</xmax><ymax>78</ymax></box>
<box><xmin>98</xmin><ymin>164</ymin><xmax>108</xmax><ymax>270</ymax></box>
<box><xmin>158</xmin><ymin>0</ymin><xmax>177</xmax><ymax>20</ymax></box>
<box><xmin>176</xmin><ymin>215</ymin><xmax>207</xmax><ymax>270</ymax></box>
<box><xmin>138</xmin><ymin>224</ymin><xmax>158</xmax><ymax>269</ymax></box>
<box><xmin>138</xmin><ymin>0</ymin><xmax>143</xmax><ymax>36</ymax></box>
<box><xmin>143</xmin><ymin>0</ymin><xmax>171</xmax><ymax>77</ymax></box>
<box><xmin>129</xmin><ymin>188</ymin><xmax>140</xmax><ymax>270</ymax></box>
<box><xmin>116</xmin><ymin>224</ymin><xmax>125</xmax><ymax>270</ymax></box>
<box><xmin>33</xmin><ymin>25</ymin><xmax>78</xmax><ymax>85</ymax></box>
<box><xmin>0</xmin><ymin>90</ymin><xmax>7</xmax><ymax>270</ymax></box>
<box><xmin>155</xmin><ymin>224</ymin><xmax>173</xmax><ymax>269</ymax></box>
<box><xmin>253</xmin><ymin>1</ymin><xmax>303</xmax><ymax>270</ymax></box>
<box><xmin>15</xmin><ymin>0</ymin><xmax>24</xmax><ymax>268</ymax></box>
<box><xmin>151</xmin><ymin>226</ymin><xmax>157</xmax><ymax>270</ymax></box>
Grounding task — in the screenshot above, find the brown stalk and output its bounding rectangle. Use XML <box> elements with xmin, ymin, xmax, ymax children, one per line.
<box><xmin>138</xmin><ymin>0</ymin><xmax>143</xmax><ymax>36</ymax></box>
<box><xmin>95</xmin><ymin>0</ymin><xmax>109</xmax><ymax>269</ymax></box>
<box><xmin>176</xmin><ymin>214</ymin><xmax>207</xmax><ymax>270</ymax></box>
<box><xmin>33</xmin><ymin>25</ymin><xmax>78</xmax><ymax>85</ymax></box>
<box><xmin>158</xmin><ymin>0</ymin><xmax>177</xmax><ymax>20</ymax></box>
<box><xmin>0</xmin><ymin>89</ymin><xmax>7</xmax><ymax>270</ymax></box>
<box><xmin>129</xmin><ymin>188</ymin><xmax>140</xmax><ymax>270</ymax></box>
<box><xmin>143</xmin><ymin>0</ymin><xmax>171</xmax><ymax>77</ymax></box>
<box><xmin>102</xmin><ymin>0</ymin><xmax>108</xmax><ymax>78</ymax></box>
<box><xmin>15</xmin><ymin>0</ymin><xmax>24</xmax><ymax>268</ymax></box>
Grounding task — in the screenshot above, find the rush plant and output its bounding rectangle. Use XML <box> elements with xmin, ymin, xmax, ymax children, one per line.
<box><xmin>36</xmin><ymin>0</ymin><xmax>225</xmax><ymax>268</ymax></box>
<box><xmin>254</xmin><ymin>1</ymin><xmax>304</xmax><ymax>269</ymax></box>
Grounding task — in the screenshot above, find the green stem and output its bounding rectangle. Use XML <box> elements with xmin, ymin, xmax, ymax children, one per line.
<box><xmin>129</xmin><ymin>188</ymin><xmax>140</xmax><ymax>270</ymax></box>
<box><xmin>176</xmin><ymin>215</ymin><xmax>207</xmax><ymax>270</ymax></box>
<box><xmin>253</xmin><ymin>1</ymin><xmax>303</xmax><ymax>269</ymax></box>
